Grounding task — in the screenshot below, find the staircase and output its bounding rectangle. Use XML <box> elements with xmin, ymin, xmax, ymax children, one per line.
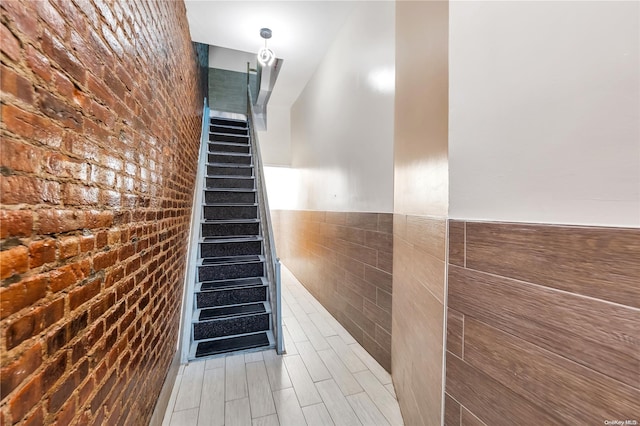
<box><xmin>187</xmin><ymin>115</ymin><xmax>275</xmax><ymax>360</ymax></box>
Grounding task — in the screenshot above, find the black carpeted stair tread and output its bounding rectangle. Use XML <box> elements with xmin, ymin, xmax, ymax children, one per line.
<box><xmin>208</xmin><ymin>153</ymin><xmax>252</xmax><ymax>165</ymax></box>
<box><xmin>193</xmin><ymin>313</ymin><xmax>269</xmax><ymax>339</ymax></box>
<box><xmin>207</xmin><ymin>166</ymin><xmax>253</xmax><ymax>177</ymax></box>
<box><xmin>199</xmin><ymin>303</ymin><xmax>266</xmax><ymax>321</ymax></box>
<box><xmin>201</xmin><ymin>220</ymin><xmax>260</xmax><ymax>238</ymax></box>
<box><xmin>206</xmin><ymin>162</ymin><xmax>253</xmax><ymax>168</ymax></box>
<box><xmin>209</xmin><ymin>133</ymin><xmax>249</xmax><ymax>144</ymax></box>
<box><xmin>204</xmin><ymin>190</ymin><xmax>256</xmax><ymax>204</ymax></box>
<box><xmin>210</xmin><ymin>125</ymin><xmax>248</xmax><ymax>136</ymax></box>
<box><xmin>211</xmin><ymin>118</ymin><xmax>247</xmax><ymax>128</ymax></box>
<box><xmin>195</xmin><ymin>332</ymin><xmax>269</xmax><ymax>358</ymax></box>
<box><xmin>203</xmin><ymin>205</ymin><xmax>258</xmax><ymax>220</ymax></box>
<box><xmin>199</xmin><ymin>277</ymin><xmax>264</xmax><ymax>291</ymax></box>
<box><xmin>200</xmin><ymin>239</ymin><xmax>262</xmax><ymax>257</ymax></box>
<box><xmin>200</xmin><ymin>255</ymin><xmax>262</xmax><ymax>265</ymax></box>
<box><xmin>206</xmin><ymin>177</ymin><xmax>255</xmax><ymax>189</ymax></box>
<box><xmin>196</xmin><ymin>284</ymin><xmax>267</xmax><ymax>308</ymax></box>
<box><xmin>209</xmin><ymin>143</ymin><xmax>250</xmax><ymax>154</ymax></box>
<box><xmin>200</xmin><ymin>235</ymin><xmax>262</xmax><ymax>241</ymax></box>
<box><xmin>205</xmin><ymin>188</ymin><xmax>257</xmax><ymax>193</ymax></box>
<box><xmin>201</xmin><ymin>218</ymin><xmax>260</xmax><ymax>223</ymax></box>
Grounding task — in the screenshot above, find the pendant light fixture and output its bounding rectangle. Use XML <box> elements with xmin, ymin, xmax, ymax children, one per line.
<box><xmin>257</xmin><ymin>28</ymin><xmax>275</xmax><ymax>67</ymax></box>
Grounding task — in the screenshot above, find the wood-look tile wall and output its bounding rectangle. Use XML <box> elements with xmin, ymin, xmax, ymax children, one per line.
<box><xmin>445</xmin><ymin>221</ymin><xmax>640</xmax><ymax>425</ymax></box>
<box><xmin>271</xmin><ymin>210</ymin><xmax>393</xmax><ymax>370</ymax></box>
<box><xmin>392</xmin><ymin>214</ymin><xmax>447</xmax><ymax>426</ymax></box>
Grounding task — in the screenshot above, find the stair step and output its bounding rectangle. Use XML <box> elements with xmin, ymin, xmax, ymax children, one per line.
<box><xmin>202</xmin><ymin>219</ymin><xmax>260</xmax><ymax>237</ymax></box>
<box><xmin>211</xmin><ymin>118</ymin><xmax>247</xmax><ymax>128</ymax></box>
<box><xmin>198</xmin><ymin>277</ymin><xmax>265</xmax><ymax>291</ymax></box>
<box><xmin>200</xmin><ymin>237</ymin><xmax>262</xmax><ymax>258</ymax></box>
<box><xmin>197</xmin><ymin>255</ymin><xmax>264</xmax><ymax>281</ymax></box>
<box><xmin>208</xmin><ymin>153</ymin><xmax>252</xmax><ymax>165</ymax></box>
<box><xmin>193</xmin><ymin>311</ymin><xmax>269</xmax><ymax>340</ymax></box>
<box><xmin>209</xmin><ymin>142</ymin><xmax>250</xmax><ymax>154</ymax></box>
<box><xmin>196</xmin><ymin>280</ymin><xmax>267</xmax><ymax>308</ymax></box>
<box><xmin>204</xmin><ymin>189</ymin><xmax>256</xmax><ymax>204</ymax></box>
<box><xmin>198</xmin><ymin>302</ymin><xmax>267</xmax><ymax>321</ymax></box>
<box><xmin>209</xmin><ymin>133</ymin><xmax>249</xmax><ymax>144</ymax></box>
<box><xmin>207</xmin><ymin>164</ymin><xmax>253</xmax><ymax>177</ymax></box>
<box><xmin>203</xmin><ymin>205</ymin><xmax>257</xmax><ymax>220</ymax></box>
<box><xmin>206</xmin><ymin>176</ymin><xmax>255</xmax><ymax>189</ymax></box>
<box><xmin>194</xmin><ymin>332</ymin><xmax>271</xmax><ymax>358</ymax></box>
<box><xmin>210</xmin><ymin>125</ymin><xmax>248</xmax><ymax>136</ymax></box>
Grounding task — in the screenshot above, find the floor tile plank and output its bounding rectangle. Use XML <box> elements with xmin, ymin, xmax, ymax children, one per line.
<box><xmin>302</xmin><ymin>403</ymin><xmax>335</xmax><ymax>426</ymax></box>
<box><xmin>174</xmin><ymin>361</ymin><xmax>205</xmax><ymax>411</ymax></box>
<box><xmin>326</xmin><ymin>335</ymin><xmax>367</xmax><ymax>373</ymax></box>
<box><xmin>225</xmin><ymin>398</ymin><xmax>252</xmax><ymax>426</ymax></box>
<box><xmin>170</xmin><ymin>407</ymin><xmax>199</xmax><ymax>426</ymax></box>
<box><xmin>283</xmin><ymin>355</ymin><xmax>322</xmax><ymax>406</ymax></box>
<box><xmin>347</xmin><ymin>392</ymin><xmax>391</xmax><ymax>426</ymax></box>
<box><xmin>198</xmin><ymin>367</ymin><xmax>225</xmax><ymax>426</ymax></box>
<box><xmin>297</xmin><ymin>341</ymin><xmax>332</xmax><ymax>382</ymax></box>
<box><xmin>252</xmin><ymin>414</ymin><xmax>280</xmax><ymax>426</ymax></box>
<box><xmin>353</xmin><ymin>370</ymin><xmax>403</xmax><ymax>425</ymax></box>
<box><xmin>273</xmin><ymin>388</ymin><xmax>308</xmax><ymax>426</ymax></box>
<box><xmin>246</xmin><ymin>361</ymin><xmax>277</xmax><ymax>418</ymax></box>
<box><xmin>226</xmin><ymin>354</ymin><xmax>248</xmax><ymax>401</ymax></box>
<box><xmin>316</xmin><ymin>379</ymin><xmax>362</xmax><ymax>426</ymax></box>
<box><xmin>317</xmin><ymin>349</ymin><xmax>363</xmax><ymax>396</ymax></box>
<box><xmin>263</xmin><ymin>349</ymin><xmax>293</xmax><ymax>391</ymax></box>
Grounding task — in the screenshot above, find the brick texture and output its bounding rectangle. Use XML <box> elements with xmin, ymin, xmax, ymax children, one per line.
<box><xmin>0</xmin><ymin>1</ymin><xmax>206</xmax><ymax>424</ymax></box>
<box><xmin>272</xmin><ymin>210</ymin><xmax>393</xmax><ymax>371</ymax></box>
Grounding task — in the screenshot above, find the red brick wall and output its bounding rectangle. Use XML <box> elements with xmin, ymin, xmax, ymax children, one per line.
<box><xmin>0</xmin><ymin>1</ymin><xmax>205</xmax><ymax>424</ymax></box>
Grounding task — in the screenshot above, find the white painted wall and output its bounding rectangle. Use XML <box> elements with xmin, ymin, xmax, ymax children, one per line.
<box><xmin>209</xmin><ymin>45</ymin><xmax>256</xmax><ymax>73</ymax></box>
<box><xmin>258</xmin><ymin>105</ymin><xmax>291</xmax><ymax>166</ymax></box>
<box><xmin>289</xmin><ymin>1</ymin><xmax>395</xmax><ymax>212</ymax></box>
<box><xmin>449</xmin><ymin>1</ymin><xmax>640</xmax><ymax>227</ymax></box>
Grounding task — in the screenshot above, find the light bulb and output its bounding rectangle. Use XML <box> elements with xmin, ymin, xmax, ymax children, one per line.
<box><xmin>258</xmin><ymin>47</ymin><xmax>275</xmax><ymax>67</ymax></box>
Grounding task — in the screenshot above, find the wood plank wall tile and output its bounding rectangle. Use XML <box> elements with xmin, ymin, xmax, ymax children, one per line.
<box><xmin>444</xmin><ymin>393</ymin><xmax>461</xmax><ymax>426</ymax></box>
<box><xmin>448</xmin><ymin>220</ymin><xmax>464</xmax><ymax>267</ymax></box>
<box><xmin>448</xmin><ymin>265</ymin><xmax>639</xmax><ymax>387</ymax></box>
<box><xmin>446</xmin><ymin>308</ymin><xmax>463</xmax><ymax>359</ymax></box>
<box><xmin>272</xmin><ymin>210</ymin><xmax>393</xmax><ymax>371</ymax></box>
<box><xmin>446</xmin><ymin>354</ymin><xmax>563</xmax><ymax>426</ymax></box>
<box><xmin>392</xmin><ymin>213</ymin><xmax>446</xmax><ymax>426</ymax></box>
<box><xmin>465</xmin><ymin>222</ymin><xmax>640</xmax><ymax>308</ymax></box>
<box><xmin>446</xmin><ymin>219</ymin><xmax>640</xmax><ymax>425</ymax></box>
<box><xmin>464</xmin><ymin>318</ymin><xmax>640</xmax><ymax>423</ymax></box>
<box><xmin>461</xmin><ymin>407</ymin><xmax>487</xmax><ymax>426</ymax></box>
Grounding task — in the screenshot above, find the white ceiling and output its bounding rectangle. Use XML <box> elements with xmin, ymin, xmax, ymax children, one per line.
<box><xmin>185</xmin><ymin>1</ymin><xmax>357</xmax><ymax>108</ymax></box>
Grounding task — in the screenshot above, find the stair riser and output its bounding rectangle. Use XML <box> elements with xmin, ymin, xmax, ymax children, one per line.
<box><xmin>198</xmin><ymin>262</ymin><xmax>264</xmax><ymax>281</ymax></box>
<box><xmin>208</xmin><ymin>153</ymin><xmax>252</xmax><ymax>165</ymax></box>
<box><xmin>196</xmin><ymin>286</ymin><xmax>268</xmax><ymax>309</ymax></box>
<box><xmin>209</xmin><ymin>143</ymin><xmax>250</xmax><ymax>154</ymax></box>
<box><xmin>202</xmin><ymin>222</ymin><xmax>259</xmax><ymax>237</ymax></box>
<box><xmin>210</xmin><ymin>133</ymin><xmax>249</xmax><ymax>144</ymax></box>
<box><xmin>211</xmin><ymin>125</ymin><xmax>248</xmax><ymax>136</ymax></box>
<box><xmin>200</xmin><ymin>241</ymin><xmax>262</xmax><ymax>258</ymax></box>
<box><xmin>206</xmin><ymin>177</ymin><xmax>254</xmax><ymax>189</ymax></box>
<box><xmin>205</xmin><ymin>191</ymin><xmax>255</xmax><ymax>204</ymax></box>
<box><xmin>193</xmin><ymin>314</ymin><xmax>269</xmax><ymax>340</ymax></box>
<box><xmin>211</xmin><ymin>118</ymin><xmax>247</xmax><ymax>128</ymax></box>
<box><xmin>207</xmin><ymin>166</ymin><xmax>252</xmax><ymax>177</ymax></box>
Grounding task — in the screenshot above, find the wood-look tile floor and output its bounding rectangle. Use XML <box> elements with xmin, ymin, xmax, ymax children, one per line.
<box><xmin>162</xmin><ymin>266</ymin><xmax>403</xmax><ymax>426</ymax></box>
